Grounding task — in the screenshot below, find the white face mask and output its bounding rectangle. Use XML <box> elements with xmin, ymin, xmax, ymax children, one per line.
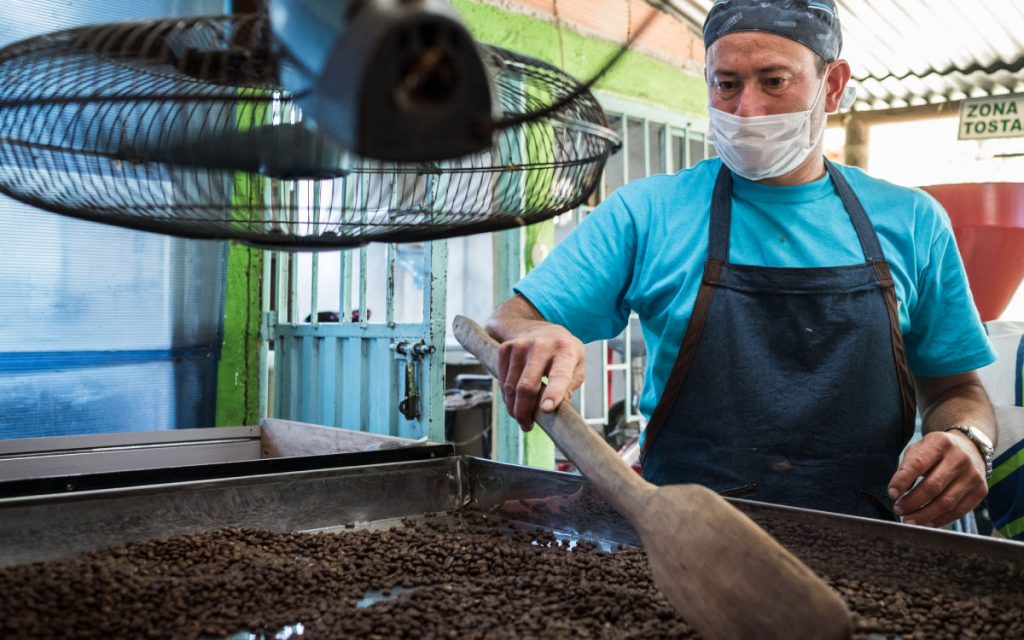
<box><xmin>708</xmin><ymin>78</ymin><xmax>827</xmax><ymax>181</ymax></box>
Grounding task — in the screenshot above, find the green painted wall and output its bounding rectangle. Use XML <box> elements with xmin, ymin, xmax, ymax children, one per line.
<box><xmin>216</xmin><ymin>93</ymin><xmax>267</xmax><ymax>427</ymax></box>
<box><xmin>216</xmin><ymin>243</ymin><xmax>262</xmax><ymax>426</ymax></box>
<box><xmin>451</xmin><ymin>0</ymin><xmax>707</xmax><ymax>117</ymax></box>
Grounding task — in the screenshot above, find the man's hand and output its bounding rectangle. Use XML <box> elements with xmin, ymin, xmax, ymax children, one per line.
<box><xmin>888</xmin><ymin>371</ymin><xmax>995</xmax><ymax>528</ymax></box>
<box><xmin>888</xmin><ymin>430</ymin><xmax>988</xmax><ymax>527</ymax></box>
<box><xmin>496</xmin><ymin>321</ymin><xmax>584</xmax><ymax>431</ymax></box>
<box><xmin>485</xmin><ymin>295</ymin><xmax>585</xmax><ymax>432</ymax></box>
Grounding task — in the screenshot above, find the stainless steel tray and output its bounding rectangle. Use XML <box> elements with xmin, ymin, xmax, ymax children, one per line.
<box><xmin>2</xmin><ymin>455</ymin><xmax>1022</xmax><ymax>574</ymax></box>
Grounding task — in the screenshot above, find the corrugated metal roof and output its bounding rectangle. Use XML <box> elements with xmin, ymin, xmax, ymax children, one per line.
<box><xmin>650</xmin><ymin>0</ymin><xmax>1024</xmax><ymax>111</ymax></box>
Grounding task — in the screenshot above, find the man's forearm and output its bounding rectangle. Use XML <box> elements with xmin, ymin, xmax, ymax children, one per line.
<box><xmin>485</xmin><ymin>294</ymin><xmax>547</xmax><ymax>342</ymax></box>
<box><xmin>917</xmin><ymin>374</ymin><xmax>996</xmax><ymax>447</ymax></box>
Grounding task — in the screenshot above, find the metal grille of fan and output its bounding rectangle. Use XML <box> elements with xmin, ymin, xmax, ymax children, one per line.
<box><xmin>0</xmin><ymin>14</ymin><xmax>618</xmax><ymax>249</ymax></box>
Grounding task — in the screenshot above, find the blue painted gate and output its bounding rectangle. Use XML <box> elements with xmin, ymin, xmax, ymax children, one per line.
<box><xmin>266</xmin><ymin>238</ymin><xmax>447</xmax><ymax>443</ymax></box>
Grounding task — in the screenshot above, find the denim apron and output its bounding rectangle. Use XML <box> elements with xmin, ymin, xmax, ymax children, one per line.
<box><xmin>641</xmin><ymin>160</ymin><xmax>917</xmax><ymax>520</ymax></box>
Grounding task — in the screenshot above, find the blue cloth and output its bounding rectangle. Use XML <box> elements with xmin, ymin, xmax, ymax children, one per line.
<box><xmin>987</xmin><ymin>438</ymin><xmax>1024</xmax><ymax>541</ymax></box>
<box><xmin>514</xmin><ymin>158</ymin><xmax>997</xmax><ymax>422</ymax></box>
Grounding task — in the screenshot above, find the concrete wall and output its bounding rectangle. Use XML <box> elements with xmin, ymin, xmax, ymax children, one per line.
<box><xmin>451</xmin><ymin>0</ymin><xmax>708</xmax><ymax>117</ymax></box>
<box><xmin>475</xmin><ymin>0</ymin><xmax>704</xmax><ymax>71</ymax></box>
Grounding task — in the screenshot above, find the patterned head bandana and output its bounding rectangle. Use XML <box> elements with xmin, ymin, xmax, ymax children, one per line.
<box><xmin>703</xmin><ymin>0</ymin><xmax>843</xmax><ymax>62</ymax></box>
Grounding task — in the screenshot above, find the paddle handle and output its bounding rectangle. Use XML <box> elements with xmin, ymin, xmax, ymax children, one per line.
<box><xmin>452</xmin><ymin>316</ymin><xmax>653</xmax><ymax>519</ymax></box>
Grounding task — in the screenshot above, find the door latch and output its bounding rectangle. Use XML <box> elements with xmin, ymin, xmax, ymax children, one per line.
<box><xmin>391</xmin><ymin>339</ymin><xmax>436</xmax><ymax>421</ymax></box>
<box><xmin>399</xmin><ymin>359</ymin><xmax>419</xmax><ymax>421</ymax></box>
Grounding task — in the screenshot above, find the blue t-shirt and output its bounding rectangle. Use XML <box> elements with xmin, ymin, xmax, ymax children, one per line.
<box><xmin>515</xmin><ymin>158</ymin><xmax>997</xmax><ymax>421</ymax></box>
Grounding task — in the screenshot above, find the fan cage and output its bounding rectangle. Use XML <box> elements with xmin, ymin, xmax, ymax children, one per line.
<box><xmin>0</xmin><ymin>14</ymin><xmax>619</xmax><ymax>249</ymax></box>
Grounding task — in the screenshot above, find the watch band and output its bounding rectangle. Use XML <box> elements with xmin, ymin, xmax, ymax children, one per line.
<box><xmin>944</xmin><ymin>426</ymin><xmax>994</xmax><ymax>481</ymax></box>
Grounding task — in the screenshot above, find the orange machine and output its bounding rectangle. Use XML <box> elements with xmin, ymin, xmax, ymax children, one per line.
<box><xmin>921</xmin><ymin>183</ymin><xmax>1024</xmax><ymax>322</ymax></box>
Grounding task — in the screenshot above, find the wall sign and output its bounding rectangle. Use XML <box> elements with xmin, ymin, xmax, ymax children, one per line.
<box><xmin>959</xmin><ymin>93</ymin><xmax>1024</xmax><ymax>140</ymax></box>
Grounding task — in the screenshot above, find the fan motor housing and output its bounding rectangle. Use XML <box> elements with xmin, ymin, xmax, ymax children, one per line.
<box><xmin>271</xmin><ymin>0</ymin><xmax>493</xmax><ymax>162</ymax></box>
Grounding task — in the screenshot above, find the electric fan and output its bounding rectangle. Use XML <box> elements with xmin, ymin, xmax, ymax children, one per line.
<box><xmin>0</xmin><ymin>4</ymin><xmax>620</xmax><ymax>249</ymax></box>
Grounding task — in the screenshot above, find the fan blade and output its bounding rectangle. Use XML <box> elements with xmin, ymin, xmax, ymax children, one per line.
<box><xmin>157</xmin><ymin>123</ymin><xmax>351</xmax><ymax>179</ymax></box>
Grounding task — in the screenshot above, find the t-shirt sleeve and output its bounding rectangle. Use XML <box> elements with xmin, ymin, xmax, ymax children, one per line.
<box><xmin>903</xmin><ymin>197</ymin><xmax>997</xmax><ymax>377</ymax></box>
<box><xmin>513</xmin><ymin>193</ymin><xmax>636</xmax><ymax>343</ymax></box>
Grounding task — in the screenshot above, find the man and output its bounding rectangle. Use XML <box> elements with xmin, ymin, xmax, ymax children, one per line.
<box><xmin>486</xmin><ymin>0</ymin><xmax>998</xmax><ymax>526</ymax></box>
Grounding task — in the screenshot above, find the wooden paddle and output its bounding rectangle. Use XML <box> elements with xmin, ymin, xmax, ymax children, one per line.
<box><xmin>453</xmin><ymin>315</ymin><xmax>852</xmax><ymax>640</ymax></box>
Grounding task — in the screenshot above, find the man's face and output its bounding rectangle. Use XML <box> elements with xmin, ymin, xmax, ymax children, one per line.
<box><xmin>705</xmin><ymin>32</ymin><xmax>828</xmax><ymax>118</ymax></box>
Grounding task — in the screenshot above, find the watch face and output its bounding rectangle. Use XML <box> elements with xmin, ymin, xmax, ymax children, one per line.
<box><xmin>967</xmin><ymin>426</ymin><xmax>994</xmax><ymax>453</ymax></box>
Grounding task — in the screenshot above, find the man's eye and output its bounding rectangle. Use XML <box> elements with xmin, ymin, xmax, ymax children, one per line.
<box><xmin>765</xmin><ymin>77</ymin><xmax>787</xmax><ymax>88</ymax></box>
<box><xmin>716</xmin><ymin>81</ymin><xmax>737</xmax><ymax>91</ymax></box>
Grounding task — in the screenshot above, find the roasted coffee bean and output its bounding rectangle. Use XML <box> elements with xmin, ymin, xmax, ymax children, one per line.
<box><xmin>1</xmin><ymin>510</ymin><xmax>1022</xmax><ymax>639</ymax></box>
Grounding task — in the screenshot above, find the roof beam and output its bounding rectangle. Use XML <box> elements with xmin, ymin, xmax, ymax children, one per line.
<box><xmin>828</xmin><ymin>100</ymin><xmax>963</xmax><ymax>126</ymax></box>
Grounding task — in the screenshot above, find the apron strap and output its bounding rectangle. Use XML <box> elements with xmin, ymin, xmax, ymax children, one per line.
<box><xmin>707</xmin><ymin>166</ymin><xmax>734</xmax><ymax>263</ymax></box>
<box><xmin>708</xmin><ymin>159</ymin><xmax>888</xmax><ymax>264</ymax></box>
<box><xmin>823</xmin><ymin>159</ymin><xmax>886</xmax><ymax>263</ymax></box>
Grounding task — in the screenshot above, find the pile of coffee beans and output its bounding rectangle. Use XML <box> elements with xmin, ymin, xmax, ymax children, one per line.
<box><xmin>751</xmin><ymin>511</ymin><xmax>1024</xmax><ymax>640</ymax></box>
<box><xmin>1</xmin><ymin>509</ymin><xmax>1021</xmax><ymax>639</ymax></box>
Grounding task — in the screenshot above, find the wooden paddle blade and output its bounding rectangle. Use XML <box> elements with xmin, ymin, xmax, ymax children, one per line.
<box><xmin>640</xmin><ymin>484</ymin><xmax>852</xmax><ymax>640</ymax></box>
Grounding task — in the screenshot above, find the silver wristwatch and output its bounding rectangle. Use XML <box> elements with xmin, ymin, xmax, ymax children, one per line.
<box><xmin>945</xmin><ymin>425</ymin><xmax>994</xmax><ymax>481</ymax></box>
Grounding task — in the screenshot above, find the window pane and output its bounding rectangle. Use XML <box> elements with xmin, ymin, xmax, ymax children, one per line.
<box><xmin>673</xmin><ymin>134</ymin><xmax>687</xmax><ymax>171</ymax></box>
<box><xmin>603</xmin><ymin>114</ymin><xmax>625</xmax><ymax>195</ymax></box>
<box><xmin>444</xmin><ymin>235</ymin><xmax>493</xmax><ymax>348</ymax></box>
<box><xmin>627</xmin><ymin>117</ymin><xmax>646</xmax><ymax>182</ymax></box>
<box><xmin>689</xmin><ymin>133</ymin><xmax>706</xmax><ymax>166</ymax></box>
<box><xmin>582</xmin><ymin>341</ymin><xmax>606</xmax><ymax>421</ymax></box>
<box><xmin>651</xmin><ymin>123</ymin><xmax>667</xmax><ymax>175</ymax></box>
